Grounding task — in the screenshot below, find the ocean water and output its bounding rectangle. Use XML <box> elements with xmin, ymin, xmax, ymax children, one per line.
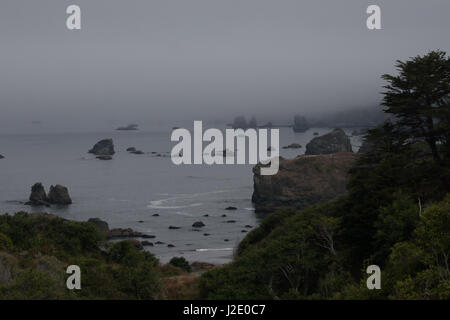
<box><xmin>0</xmin><ymin>126</ymin><xmax>361</xmax><ymax>264</ymax></box>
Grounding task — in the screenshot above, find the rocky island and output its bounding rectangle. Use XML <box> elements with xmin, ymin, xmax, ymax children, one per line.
<box><xmin>88</xmin><ymin>139</ymin><xmax>115</xmax><ymax>156</ymax></box>
<box><xmin>116</xmin><ymin>124</ymin><xmax>139</xmax><ymax>131</ymax></box>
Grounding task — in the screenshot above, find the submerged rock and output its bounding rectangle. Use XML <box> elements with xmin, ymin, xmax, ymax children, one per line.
<box><xmin>48</xmin><ymin>185</ymin><xmax>72</xmax><ymax>205</ymax></box>
<box><xmin>169</xmin><ymin>226</ymin><xmax>181</xmax><ymax>230</ymax></box>
<box><xmin>88</xmin><ymin>139</ymin><xmax>115</xmax><ymax>156</ymax></box>
<box><xmin>252</xmin><ymin>152</ymin><xmax>358</xmax><ymax>213</ymax></box>
<box><xmin>225</xmin><ymin>206</ymin><xmax>237</xmax><ymax>211</ymax></box>
<box><xmin>126</xmin><ymin>147</ymin><xmax>137</xmax><ymax>152</ymax></box>
<box><xmin>0</xmin><ymin>154</ymin><xmax>4</xmax><ymax>159</ymax></box>
<box><xmin>26</xmin><ymin>183</ymin><xmax>50</xmax><ymax>206</ymax></box>
<box><xmin>305</xmin><ymin>128</ymin><xmax>352</xmax><ymax>155</ymax></box>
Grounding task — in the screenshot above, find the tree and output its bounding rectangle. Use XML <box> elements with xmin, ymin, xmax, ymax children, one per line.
<box><xmin>382</xmin><ymin>50</ymin><xmax>450</xmax><ymax>164</ymax></box>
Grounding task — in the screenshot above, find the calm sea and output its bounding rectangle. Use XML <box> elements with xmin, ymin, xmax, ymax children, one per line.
<box><xmin>0</xmin><ymin>126</ymin><xmax>361</xmax><ymax>264</ymax></box>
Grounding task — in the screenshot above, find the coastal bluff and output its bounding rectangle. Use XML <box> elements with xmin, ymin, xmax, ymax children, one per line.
<box><xmin>252</xmin><ymin>152</ymin><xmax>358</xmax><ymax>213</ymax></box>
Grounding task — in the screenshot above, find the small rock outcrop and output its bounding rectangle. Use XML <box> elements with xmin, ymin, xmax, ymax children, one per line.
<box><xmin>116</xmin><ymin>124</ymin><xmax>139</xmax><ymax>131</ymax></box>
<box><xmin>106</xmin><ymin>228</ymin><xmax>144</xmax><ymax>239</ymax></box>
<box><xmin>225</xmin><ymin>206</ymin><xmax>237</xmax><ymax>211</ymax></box>
<box><xmin>282</xmin><ymin>143</ymin><xmax>302</xmax><ymax>149</ymax></box>
<box><xmin>192</xmin><ymin>221</ymin><xmax>205</xmax><ymax>228</ymax></box>
<box><xmin>252</xmin><ymin>152</ymin><xmax>358</xmax><ymax>213</ymax></box>
<box><xmin>0</xmin><ymin>154</ymin><xmax>4</xmax><ymax>159</ymax></box>
<box><xmin>87</xmin><ymin>218</ymin><xmax>153</xmax><ymax>239</ymax></box>
<box><xmin>305</xmin><ymin>128</ymin><xmax>353</xmax><ymax>155</ymax></box>
<box><xmin>88</xmin><ymin>139</ymin><xmax>115</xmax><ymax>156</ymax></box>
<box><xmin>26</xmin><ymin>183</ymin><xmax>50</xmax><ymax>206</ymax></box>
<box><xmin>48</xmin><ymin>185</ymin><xmax>72</xmax><ymax>205</ymax></box>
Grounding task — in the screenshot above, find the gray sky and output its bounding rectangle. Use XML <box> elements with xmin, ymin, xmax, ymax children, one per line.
<box><xmin>0</xmin><ymin>0</ymin><xmax>449</xmax><ymax>132</ymax></box>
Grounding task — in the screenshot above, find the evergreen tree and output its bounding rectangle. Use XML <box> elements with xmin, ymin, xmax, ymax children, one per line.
<box><xmin>382</xmin><ymin>50</ymin><xmax>450</xmax><ymax>164</ymax></box>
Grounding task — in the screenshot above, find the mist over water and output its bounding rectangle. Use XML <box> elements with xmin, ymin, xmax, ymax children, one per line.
<box><xmin>1</xmin><ymin>0</ymin><xmax>449</xmax><ymax>133</ymax></box>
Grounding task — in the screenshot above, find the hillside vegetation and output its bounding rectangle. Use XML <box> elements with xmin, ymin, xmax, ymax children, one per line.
<box><xmin>199</xmin><ymin>51</ymin><xmax>450</xmax><ymax>300</ymax></box>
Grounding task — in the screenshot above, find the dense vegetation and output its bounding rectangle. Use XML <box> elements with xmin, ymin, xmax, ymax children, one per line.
<box><xmin>199</xmin><ymin>51</ymin><xmax>450</xmax><ymax>299</ymax></box>
<box><xmin>0</xmin><ymin>212</ymin><xmax>193</xmax><ymax>299</ymax></box>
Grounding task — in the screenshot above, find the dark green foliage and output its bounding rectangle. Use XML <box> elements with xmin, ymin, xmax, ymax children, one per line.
<box><xmin>169</xmin><ymin>257</ymin><xmax>192</xmax><ymax>273</ymax></box>
<box><xmin>200</xmin><ymin>51</ymin><xmax>450</xmax><ymax>300</ymax></box>
<box><xmin>0</xmin><ymin>212</ymin><xmax>162</xmax><ymax>299</ymax></box>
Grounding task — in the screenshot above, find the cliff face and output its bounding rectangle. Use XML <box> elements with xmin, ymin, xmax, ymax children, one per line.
<box><xmin>252</xmin><ymin>152</ymin><xmax>358</xmax><ymax>213</ymax></box>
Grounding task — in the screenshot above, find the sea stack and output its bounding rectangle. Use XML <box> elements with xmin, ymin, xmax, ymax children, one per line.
<box><xmin>48</xmin><ymin>185</ymin><xmax>72</xmax><ymax>205</ymax></box>
<box><xmin>26</xmin><ymin>183</ymin><xmax>50</xmax><ymax>206</ymax></box>
<box><xmin>88</xmin><ymin>139</ymin><xmax>115</xmax><ymax>156</ymax></box>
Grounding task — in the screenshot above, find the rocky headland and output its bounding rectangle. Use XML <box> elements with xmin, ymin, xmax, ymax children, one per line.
<box><xmin>252</xmin><ymin>152</ymin><xmax>358</xmax><ymax>213</ymax></box>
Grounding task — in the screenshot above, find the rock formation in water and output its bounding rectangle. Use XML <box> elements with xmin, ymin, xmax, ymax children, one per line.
<box><xmin>252</xmin><ymin>152</ymin><xmax>358</xmax><ymax>213</ymax></box>
<box><xmin>87</xmin><ymin>218</ymin><xmax>152</xmax><ymax>239</ymax></box>
<box><xmin>192</xmin><ymin>221</ymin><xmax>205</xmax><ymax>228</ymax></box>
<box><xmin>282</xmin><ymin>143</ymin><xmax>302</xmax><ymax>149</ymax></box>
<box><xmin>305</xmin><ymin>128</ymin><xmax>353</xmax><ymax>155</ymax></box>
<box><xmin>48</xmin><ymin>185</ymin><xmax>72</xmax><ymax>205</ymax></box>
<box><xmin>0</xmin><ymin>154</ymin><xmax>4</xmax><ymax>159</ymax></box>
<box><xmin>88</xmin><ymin>139</ymin><xmax>115</xmax><ymax>156</ymax></box>
<box><xmin>293</xmin><ymin>115</ymin><xmax>310</xmax><ymax>133</ymax></box>
<box><xmin>25</xmin><ymin>183</ymin><xmax>50</xmax><ymax>206</ymax></box>
<box><xmin>116</xmin><ymin>124</ymin><xmax>139</xmax><ymax>131</ymax></box>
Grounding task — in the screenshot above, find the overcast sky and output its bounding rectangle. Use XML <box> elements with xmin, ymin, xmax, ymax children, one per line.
<box><xmin>0</xmin><ymin>0</ymin><xmax>449</xmax><ymax>132</ymax></box>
